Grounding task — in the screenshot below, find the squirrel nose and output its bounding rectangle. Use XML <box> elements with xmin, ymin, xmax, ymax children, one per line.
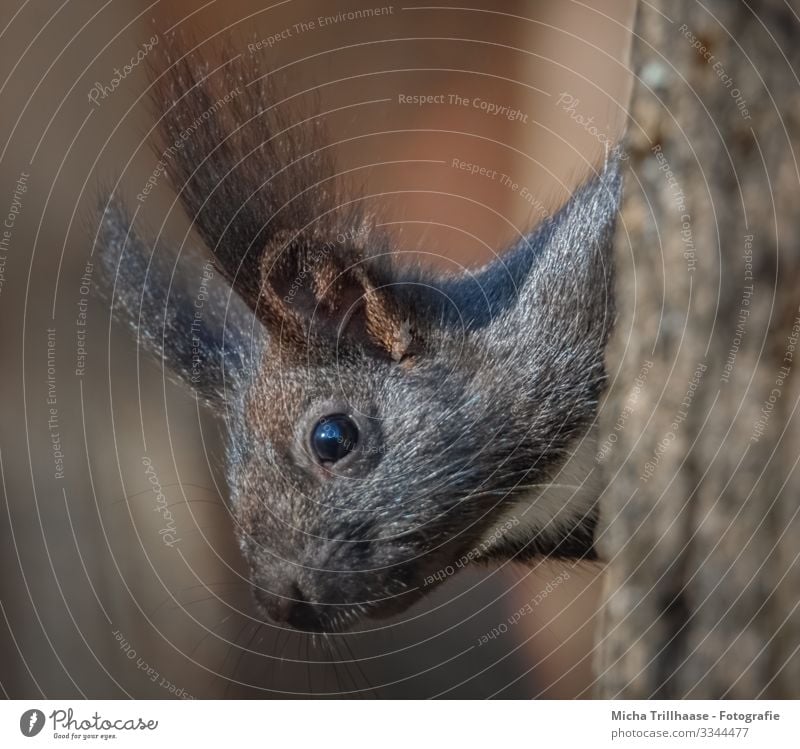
<box><xmin>253</xmin><ymin>580</ymin><xmax>323</xmax><ymax>631</ymax></box>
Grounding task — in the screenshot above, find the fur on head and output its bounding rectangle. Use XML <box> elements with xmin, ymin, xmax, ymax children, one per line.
<box><xmin>98</xmin><ymin>40</ymin><xmax>621</xmax><ymax>632</ymax></box>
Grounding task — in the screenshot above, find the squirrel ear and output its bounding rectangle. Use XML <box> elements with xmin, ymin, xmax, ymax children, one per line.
<box><xmin>97</xmin><ymin>200</ymin><xmax>263</xmax><ymax>410</ymax></box>
<box><xmin>256</xmin><ymin>229</ymin><xmax>416</xmax><ymax>361</ymax></box>
<box><xmin>530</xmin><ymin>151</ymin><xmax>622</xmax><ymax>279</ymax></box>
<box><xmin>434</xmin><ymin>153</ymin><xmax>622</xmax><ymax>332</ymax></box>
<box><xmin>502</xmin><ymin>153</ymin><xmax>622</xmax><ymax>348</ymax></box>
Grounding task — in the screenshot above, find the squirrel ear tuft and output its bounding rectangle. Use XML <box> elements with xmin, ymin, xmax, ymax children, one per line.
<box><xmin>256</xmin><ymin>229</ymin><xmax>417</xmax><ymax>361</ymax></box>
<box><xmin>149</xmin><ymin>38</ymin><xmax>418</xmax><ymax>361</ymax></box>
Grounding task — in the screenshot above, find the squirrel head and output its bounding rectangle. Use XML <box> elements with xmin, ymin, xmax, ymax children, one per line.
<box><xmin>99</xmin><ymin>44</ymin><xmax>621</xmax><ymax>632</ymax></box>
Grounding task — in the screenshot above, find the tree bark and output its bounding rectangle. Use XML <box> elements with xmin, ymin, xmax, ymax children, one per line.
<box><xmin>597</xmin><ymin>0</ymin><xmax>800</xmax><ymax>698</ymax></box>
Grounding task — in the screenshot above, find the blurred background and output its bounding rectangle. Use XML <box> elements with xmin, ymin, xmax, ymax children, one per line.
<box><xmin>0</xmin><ymin>0</ymin><xmax>638</xmax><ymax>698</ymax></box>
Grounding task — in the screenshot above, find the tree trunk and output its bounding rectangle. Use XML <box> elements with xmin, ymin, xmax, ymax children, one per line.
<box><xmin>597</xmin><ymin>0</ymin><xmax>800</xmax><ymax>698</ymax></box>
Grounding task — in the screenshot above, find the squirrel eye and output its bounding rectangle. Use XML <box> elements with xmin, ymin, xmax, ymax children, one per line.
<box><xmin>311</xmin><ymin>414</ymin><xmax>359</xmax><ymax>463</ymax></box>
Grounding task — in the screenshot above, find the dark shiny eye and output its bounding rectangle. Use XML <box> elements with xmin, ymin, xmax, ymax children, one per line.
<box><xmin>311</xmin><ymin>414</ymin><xmax>359</xmax><ymax>463</ymax></box>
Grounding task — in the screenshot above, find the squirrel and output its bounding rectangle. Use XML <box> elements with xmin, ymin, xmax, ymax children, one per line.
<box><xmin>97</xmin><ymin>41</ymin><xmax>622</xmax><ymax>633</ymax></box>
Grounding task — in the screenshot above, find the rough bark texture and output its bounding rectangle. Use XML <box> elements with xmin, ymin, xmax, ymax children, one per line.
<box><xmin>596</xmin><ymin>0</ymin><xmax>800</xmax><ymax>698</ymax></box>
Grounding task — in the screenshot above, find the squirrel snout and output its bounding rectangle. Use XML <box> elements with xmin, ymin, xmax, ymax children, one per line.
<box><xmin>246</xmin><ymin>530</ymin><xmax>426</xmax><ymax>631</ymax></box>
<box><xmin>249</xmin><ymin>559</ymin><xmax>416</xmax><ymax>632</ymax></box>
<box><xmin>251</xmin><ymin>579</ymin><xmax>324</xmax><ymax>631</ymax></box>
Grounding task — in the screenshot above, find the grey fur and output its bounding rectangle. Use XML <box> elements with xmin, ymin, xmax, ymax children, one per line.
<box><xmin>97</xmin><ymin>200</ymin><xmax>264</xmax><ymax>410</ymax></box>
<box><xmin>96</xmin><ymin>45</ymin><xmax>621</xmax><ymax>632</ymax></box>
